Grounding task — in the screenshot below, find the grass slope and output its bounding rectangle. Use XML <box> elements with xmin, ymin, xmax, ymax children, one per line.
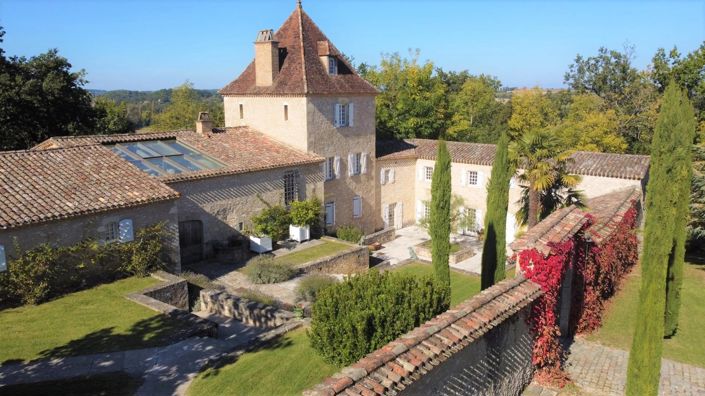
<box><xmin>0</xmin><ymin>276</ymin><xmax>192</xmax><ymax>364</ymax></box>
<box><xmin>274</xmin><ymin>240</ymin><xmax>351</xmax><ymax>266</ymax></box>
<box><xmin>588</xmin><ymin>262</ymin><xmax>705</xmax><ymax>368</ymax></box>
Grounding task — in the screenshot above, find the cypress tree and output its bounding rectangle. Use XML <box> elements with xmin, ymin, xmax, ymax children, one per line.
<box><xmin>430</xmin><ymin>139</ymin><xmax>452</xmax><ymax>290</ymax></box>
<box><xmin>664</xmin><ymin>85</ymin><xmax>696</xmax><ymax>337</ymax></box>
<box><xmin>481</xmin><ymin>131</ymin><xmax>512</xmax><ymax>289</ymax></box>
<box><xmin>626</xmin><ymin>83</ymin><xmax>693</xmax><ymax>395</ymax></box>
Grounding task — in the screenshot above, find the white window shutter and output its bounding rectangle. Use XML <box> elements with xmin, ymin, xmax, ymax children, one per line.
<box><xmin>389</xmin><ymin>169</ymin><xmax>395</xmax><ymax>183</ymax></box>
<box><xmin>476</xmin><ymin>209</ymin><xmax>484</xmax><ymax>231</ymax></box>
<box><xmin>478</xmin><ymin>171</ymin><xmax>485</xmax><ymax>188</ymax></box>
<box><xmin>416</xmin><ymin>200</ymin><xmax>424</xmax><ymax>223</ymax></box>
<box><xmin>118</xmin><ymin>219</ymin><xmax>134</xmax><ymax>243</ymax></box>
<box><xmin>417</xmin><ymin>166</ymin><xmax>423</xmax><ymax>181</ymax></box>
<box><xmin>0</xmin><ymin>245</ymin><xmax>6</xmax><ymax>272</ymax></box>
<box><xmin>460</xmin><ymin>170</ymin><xmax>467</xmax><ymax>186</ymax></box>
<box><xmin>457</xmin><ymin>207</ymin><xmax>465</xmax><ymax>234</ymax></box>
<box><xmin>323</xmin><ymin>160</ymin><xmax>329</xmax><ymax>180</ymax></box>
<box><xmin>348</xmin><ymin>103</ymin><xmax>354</xmax><ymax>127</ymax></box>
<box><xmin>347</xmin><ymin>153</ymin><xmax>354</xmax><ymax>176</ymax></box>
<box><xmin>334</xmin><ymin>104</ymin><xmax>341</xmax><ymax>127</ymax></box>
<box><xmin>361</xmin><ymin>152</ymin><xmax>368</xmax><ymax>174</ymax></box>
<box><xmin>394</xmin><ymin>202</ymin><xmax>403</xmax><ymax>229</ymax></box>
<box><xmin>380</xmin><ymin>168</ymin><xmax>386</xmax><ymax>185</ymax></box>
<box><xmin>382</xmin><ymin>204</ymin><xmax>389</xmax><ymax>228</ymax></box>
<box><xmin>334</xmin><ymin>156</ymin><xmax>341</xmax><ymax>178</ymax></box>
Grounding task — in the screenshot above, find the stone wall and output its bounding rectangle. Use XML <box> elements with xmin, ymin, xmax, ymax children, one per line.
<box><xmin>141</xmin><ymin>271</ymin><xmax>189</xmax><ymax>310</ymax></box>
<box><xmin>292</xmin><ymin>237</ymin><xmax>369</xmax><ymax>275</ymax></box>
<box><xmin>0</xmin><ymin>200</ymin><xmax>181</xmax><ymax>272</ymax></box>
<box><xmin>361</xmin><ymin>227</ymin><xmax>396</xmax><ymax>246</ymax></box>
<box><xmin>413</xmin><ymin>242</ymin><xmax>475</xmax><ymax>265</ymax></box>
<box><xmin>200</xmin><ymin>289</ymin><xmax>293</xmax><ymax>328</ymax></box>
<box><xmin>304</xmin><ymin>276</ymin><xmax>542</xmax><ymax>396</ymax></box>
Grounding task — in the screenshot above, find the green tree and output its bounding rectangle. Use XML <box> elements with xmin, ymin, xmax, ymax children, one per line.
<box><xmin>481</xmin><ymin>132</ymin><xmax>512</xmax><ymax>289</ymax></box>
<box><xmin>359</xmin><ymin>51</ymin><xmax>448</xmax><ymax>139</ymax></box>
<box><xmin>508</xmin><ymin>88</ymin><xmax>559</xmax><ymax>139</ymax></box>
<box><xmin>626</xmin><ymin>83</ymin><xmax>695</xmax><ymax>395</ymax></box>
<box><xmin>149</xmin><ymin>82</ymin><xmax>202</xmax><ymax>130</ymax></box>
<box><xmin>0</xmin><ymin>26</ymin><xmax>97</xmax><ymax>150</ymax></box>
<box><xmin>511</xmin><ymin>130</ymin><xmax>580</xmax><ymax>229</ymax></box>
<box><xmin>687</xmin><ymin>143</ymin><xmax>705</xmax><ymax>250</ymax></box>
<box><xmin>93</xmin><ymin>97</ymin><xmax>134</xmax><ymax>134</ymax></box>
<box><xmin>429</xmin><ymin>139</ymin><xmax>452</xmax><ymax>290</ymax></box>
<box><xmin>552</xmin><ymin>94</ymin><xmax>627</xmax><ymax>152</ymax></box>
<box><xmin>447</xmin><ymin>75</ymin><xmax>510</xmax><ymax>143</ymax></box>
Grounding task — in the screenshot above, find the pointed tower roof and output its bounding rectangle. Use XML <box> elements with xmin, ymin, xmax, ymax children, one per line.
<box><xmin>220</xmin><ymin>4</ymin><xmax>378</xmax><ymax>96</ymax></box>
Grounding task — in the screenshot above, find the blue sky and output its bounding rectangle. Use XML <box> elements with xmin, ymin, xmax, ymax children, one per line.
<box><xmin>1</xmin><ymin>0</ymin><xmax>703</xmax><ymax>91</ymax></box>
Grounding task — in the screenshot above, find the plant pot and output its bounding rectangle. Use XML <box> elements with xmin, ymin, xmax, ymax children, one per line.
<box><xmin>289</xmin><ymin>224</ymin><xmax>310</xmax><ymax>242</ymax></box>
<box><xmin>249</xmin><ymin>235</ymin><xmax>273</xmax><ymax>253</ymax></box>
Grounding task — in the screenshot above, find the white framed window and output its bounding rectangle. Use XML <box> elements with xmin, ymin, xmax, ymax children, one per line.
<box><xmin>424</xmin><ymin>166</ymin><xmax>434</xmax><ymax>181</ymax></box>
<box><xmin>423</xmin><ymin>201</ymin><xmax>431</xmax><ymax>221</ymax></box>
<box><xmin>353</xmin><ymin>196</ymin><xmax>362</xmax><ymax>218</ymax></box>
<box><xmin>465</xmin><ymin>208</ymin><xmax>478</xmax><ymax>232</ymax></box>
<box><xmin>334</xmin><ymin>103</ymin><xmax>354</xmax><ymax>127</ymax></box>
<box><xmin>324</xmin><ymin>157</ymin><xmax>335</xmax><ymax>181</ymax></box>
<box><xmin>118</xmin><ymin>219</ymin><xmax>134</xmax><ymax>243</ymax></box>
<box><xmin>105</xmin><ymin>221</ymin><xmax>120</xmax><ymax>242</ymax></box>
<box><xmin>328</xmin><ymin>56</ymin><xmax>338</xmax><ymax>75</ymax></box>
<box><xmin>0</xmin><ymin>245</ymin><xmax>6</xmax><ymax>272</ymax></box>
<box><xmin>349</xmin><ymin>152</ymin><xmax>362</xmax><ymax>176</ymax></box>
<box><xmin>467</xmin><ymin>171</ymin><xmax>478</xmax><ymax>186</ymax></box>
<box><xmin>380</xmin><ymin>168</ymin><xmax>395</xmax><ymax>185</ymax></box>
<box><xmin>283</xmin><ymin>170</ymin><xmax>299</xmax><ymax>206</ymax></box>
<box><xmin>325</xmin><ymin>202</ymin><xmax>336</xmax><ymax>226</ymax></box>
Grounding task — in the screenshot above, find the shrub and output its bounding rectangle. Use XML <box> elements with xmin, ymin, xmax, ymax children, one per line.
<box><xmin>121</xmin><ymin>223</ymin><xmax>170</xmax><ymax>277</ymax></box>
<box><xmin>243</xmin><ymin>255</ymin><xmax>296</xmax><ymax>284</ymax></box>
<box><xmin>252</xmin><ymin>205</ymin><xmax>291</xmax><ymax>241</ymax></box>
<box><xmin>309</xmin><ymin>270</ymin><xmax>449</xmax><ymax>366</ymax></box>
<box><xmin>295</xmin><ymin>274</ymin><xmax>336</xmax><ymax>302</ymax></box>
<box><xmin>289</xmin><ymin>198</ymin><xmax>321</xmax><ymax>227</ymax></box>
<box><xmin>336</xmin><ymin>225</ymin><xmax>363</xmax><ymax>244</ymax></box>
<box><xmin>239</xmin><ymin>289</ymin><xmax>276</xmax><ymax>306</ymax></box>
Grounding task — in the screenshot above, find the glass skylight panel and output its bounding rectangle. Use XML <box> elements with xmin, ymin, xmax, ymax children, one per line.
<box><xmin>107</xmin><ymin>140</ymin><xmax>224</xmax><ymax>177</ymax></box>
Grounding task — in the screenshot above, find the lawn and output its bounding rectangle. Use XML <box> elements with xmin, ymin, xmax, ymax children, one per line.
<box><xmin>0</xmin><ymin>371</ymin><xmax>142</xmax><ymax>396</ymax></box>
<box><xmin>274</xmin><ymin>240</ymin><xmax>351</xmax><ymax>266</ymax></box>
<box><xmin>587</xmin><ymin>262</ymin><xmax>705</xmax><ymax>368</ymax></box>
<box><xmin>419</xmin><ymin>240</ymin><xmax>463</xmax><ymax>254</ymax></box>
<box><xmin>188</xmin><ymin>328</ymin><xmax>337</xmax><ymax>396</ymax></box>
<box><xmin>0</xmin><ymin>276</ymin><xmax>193</xmax><ymax>364</ymax></box>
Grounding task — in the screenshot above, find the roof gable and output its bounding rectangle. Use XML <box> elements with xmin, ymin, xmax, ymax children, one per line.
<box><xmin>220</xmin><ymin>5</ymin><xmax>378</xmax><ymax>96</ymax></box>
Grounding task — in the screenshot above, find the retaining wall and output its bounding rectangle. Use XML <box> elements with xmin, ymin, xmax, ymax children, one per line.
<box><xmin>200</xmin><ymin>289</ymin><xmax>294</xmax><ymax>328</ymax></box>
<box><xmin>361</xmin><ymin>228</ymin><xmax>396</xmax><ymax>246</ymax></box>
<box><xmin>294</xmin><ymin>237</ymin><xmax>369</xmax><ymax>275</ymax></box>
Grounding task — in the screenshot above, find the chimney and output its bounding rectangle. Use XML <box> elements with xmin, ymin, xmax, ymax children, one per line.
<box><xmin>196</xmin><ymin>112</ymin><xmax>214</xmax><ymax>135</ymax></box>
<box><xmin>254</xmin><ymin>29</ymin><xmax>279</xmax><ymax>87</ymax></box>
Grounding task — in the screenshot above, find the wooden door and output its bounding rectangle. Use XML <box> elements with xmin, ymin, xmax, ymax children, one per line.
<box><xmin>179</xmin><ymin>220</ymin><xmax>203</xmax><ymax>265</ymax></box>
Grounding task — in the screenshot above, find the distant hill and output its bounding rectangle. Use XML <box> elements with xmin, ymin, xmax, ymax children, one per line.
<box><xmin>89</xmin><ymin>89</ymin><xmax>220</xmax><ymax>105</ymax></box>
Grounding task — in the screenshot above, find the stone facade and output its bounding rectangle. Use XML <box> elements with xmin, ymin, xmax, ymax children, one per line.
<box><xmin>377</xmin><ymin>157</ymin><xmax>417</xmax><ymax>230</ymax></box>
<box><xmin>168</xmin><ymin>163</ymin><xmax>323</xmax><ymax>262</ymax></box>
<box><xmin>0</xmin><ymin>200</ymin><xmax>181</xmax><ymax>271</ymax></box>
<box><xmin>200</xmin><ymin>289</ymin><xmax>294</xmax><ymax>328</ymax></box>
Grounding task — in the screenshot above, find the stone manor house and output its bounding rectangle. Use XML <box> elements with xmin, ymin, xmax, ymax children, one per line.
<box><xmin>0</xmin><ymin>3</ymin><xmax>650</xmax><ymax>272</ymax></box>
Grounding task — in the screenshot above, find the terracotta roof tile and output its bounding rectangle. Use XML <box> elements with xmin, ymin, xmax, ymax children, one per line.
<box><xmin>303</xmin><ymin>276</ymin><xmax>542</xmax><ymax>396</ymax></box>
<box><xmin>509</xmin><ymin>206</ymin><xmax>589</xmax><ymax>256</ymax></box>
<box><xmin>584</xmin><ymin>186</ymin><xmax>641</xmax><ymax>244</ymax></box>
<box><xmin>38</xmin><ymin>127</ymin><xmax>324</xmax><ymax>183</ymax></box>
<box><xmin>219</xmin><ymin>5</ymin><xmax>378</xmax><ymax>96</ymax></box>
<box><xmin>0</xmin><ymin>145</ymin><xmax>179</xmax><ymax>230</ymax></box>
<box><xmin>377</xmin><ymin>139</ymin><xmax>650</xmax><ymax>180</ymax></box>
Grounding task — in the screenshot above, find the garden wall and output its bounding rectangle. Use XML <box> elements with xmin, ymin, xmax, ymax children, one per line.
<box><xmin>413</xmin><ymin>242</ymin><xmax>475</xmax><ymax>265</ymax></box>
<box><xmin>305</xmin><ymin>276</ymin><xmax>542</xmax><ymax>396</ymax></box>
<box><xmin>361</xmin><ymin>227</ymin><xmax>396</xmax><ymax>246</ymax></box>
<box><xmin>295</xmin><ymin>237</ymin><xmax>369</xmax><ymax>275</ymax></box>
<box><xmin>199</xmin><ymin>289</ymin><xmax>293</xmax><ymax>328</ymax></box>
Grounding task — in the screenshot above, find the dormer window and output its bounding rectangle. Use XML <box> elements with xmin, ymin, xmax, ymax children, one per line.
<box><xmin>328</xmin><ymin>56</ymin><xmax>338</xmax><ymax>75</ymax></box>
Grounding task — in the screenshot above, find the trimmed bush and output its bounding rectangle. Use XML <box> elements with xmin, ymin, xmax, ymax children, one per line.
<box><xmin>336</xmin><ymin>225</ymin><xmax>363</xmax><ymax>244</ymax></box>
<box><xmin>252</xmin><ymin>205</ymin><xmax>291</xmax><ymax>241</ymax></box>
<box><xmin>289</xmin><ymin>198</ymin><xmax>322</xmax><ymax>227</ymax></box>
<box><xmin>295</xmin><ymin>274</ymin><xmax>336</xmax><ymax>302</ymax></box>
<box><xmin>309</xmin><ymin>270</ymin><xmax>450</xmax><ymax>366</ymax></box>
<box><xmin>243</xmin><ymin>255</ymin><xmax>296</xmax><ymax>284</ymax></box>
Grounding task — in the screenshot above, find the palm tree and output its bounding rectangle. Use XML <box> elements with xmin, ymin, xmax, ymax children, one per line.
<box><xmin>511</xmin><ymin>130</ymin><xmax>582</xmax><ymax>228</ymax></box>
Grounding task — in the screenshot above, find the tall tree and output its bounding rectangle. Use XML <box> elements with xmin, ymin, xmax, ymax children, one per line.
<box><xmin>507</xmin><ymin>88</ymin><xmax>559</xmax><ymax>139</ymax></box>
<box><xmin>687</xmin><ymin>143</ymin><xmax>705</xmax><ymax>250</ymax></box>
<box><xmin>511</xmin><ymin>130</ymin><xmax>580</xmax><ymax>229</ymax></box>
<box><xmin>664</xmin><ymin>85</ymin><xmax>696</xmax><ymax>337</ymax></box>
<box><xmin>552</xmin><ymin>93</ymin><xmax>627</xmax><ymax>153</ymax></box>
<box><xmin>430</xmin><ymin>139</ymin><xmax>452</xmax><ymax>290</ymax></box>
<box><xmin>626</xmin><ymin>83</ymin><xmax>694</xmax><ymax>395</ymax></box>
<box><xmin>481</xmin><ymin>132</ymin><xmax>512</xmax><ymax>289</ymax></box>
<box><xmin>149</xmin><ymin>82</ymin><xmax>202</xmax><ymax>130</ymax></box>
<box><xmin>93</xmin><ymin>97</ymin><xmax>134</xmax><ymax>134</ymax></box>
<box><xmin>0</xmin><ymin>26</ymin><xmax>97</xmax><ymax>150</ymax></box>
<box><xmin>359</xmin><ymin>51</ymin><xmax>448</xmax><ymax>140</ymax></box>
<box><xmin>447</xmin><ymin>75</ymin><xmax>510</xmax><ymax>143</ymax></box>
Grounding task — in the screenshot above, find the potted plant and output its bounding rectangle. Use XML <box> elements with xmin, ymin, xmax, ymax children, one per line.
<box><xmin>250</xmin><ymin>204</ymin><xmax>290</xmax><ymax>253</ymax></box>
<box><xmin>289</xmin><ymin>198</ymin><xmax>321</xmax><ymax>242</ymax></box>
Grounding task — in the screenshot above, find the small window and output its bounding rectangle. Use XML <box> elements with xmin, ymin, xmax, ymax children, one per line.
<box><xmin>284</xmin><ymin>104</ymin><xmax>289</xmax><ymax>121</ymax></box>
<box><xmin>465</xmin><ymin>208</ymin><xmax>478</xmax><ymax>232</ymax></box>
<box><xmin>0</xmin><ymin>245</ymin><xmax>6</xmax><ymax>272</ymax></box>
<box><xmin>239</xmin><ymin>104</ymin><xmax>244</xmax><ymax>119</ymax></box>
<box><xmin>352</xmin><ymin>153</ymin><xmax>362</xmax><ymax>175</ymax></box>
<box><xmin>467</xmin><ymin>171</ymin><xmax>478</xmax><ymax>186</ymax></box>
<box><xmin>423</xmin><ymin>201</ymin><xmax>431</xmax><ymax>221</ymax></box>
<box><xmin>325</xmin><ymin>157</ymin><xmax>335</xmax><ymax>181</ymax></box>
<box><xmin>353</xmin><ymin>196</ymin><xmax>362</xmax><ymax>218</ymax></box>
<box><xmin>325</xmin><ymin>202</ymin><xmax>336</xmax><ymax>226</ymax></box>
<box><xmin>119</xmin><ymin>219</ymin><xmax>134</xmax><ymax>243</ymax></box>
<box><xmin>105</xmin><ymin>221</ymin><xmax>120</xmax><ymax>242</ymax></box>
<box><xmin>284</xmin><ymin>170</ymin><xmax>299</xmax><ymax>206</ymax></box>
<box><xmin>424</xmin><ymin>166</ymin><xmax>434</xmax><ymax>181</ymax></box>
<box><xmin>328</xmin><ymin>56</ymin><xmax>338</xmax><ymax>75</ymax></box>
<box><xmin>334</xmin><ymin>103</ymin><xmax>353</xmax><ymax>127</ymax></box>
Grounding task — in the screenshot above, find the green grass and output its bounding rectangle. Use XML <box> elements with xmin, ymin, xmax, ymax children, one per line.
<box><xmin>188</xmin><ymin>328</ymin><xmax>337</xmax><ymax>396</ymax></box>
<box><xmin>0</xmin><ymin>371</ymin><xmax>142</xmax><ymax>396</ymax></box>
<box><xmin>587</xmin><ymin>262</ymin><xmax>705</xmax><ymax>368</ymax></box>
<box><xmin>0</xmin><ymin>276</ymin><xmax>193</xmax><ymax>364</ymax></box>
<box><xmin>274</xmin><ymin>240</ymin><xmax>351</xmax><ymax>266</ymax></box>
<box><xmin>392</xmin><ymin>261</ymin><xmax>481</xmax><ymax>306</ymax></box>
<box><xmin>419</xmin><ymin>240</ymin><xmax>463</xmax><ymax>254</ymax></box>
